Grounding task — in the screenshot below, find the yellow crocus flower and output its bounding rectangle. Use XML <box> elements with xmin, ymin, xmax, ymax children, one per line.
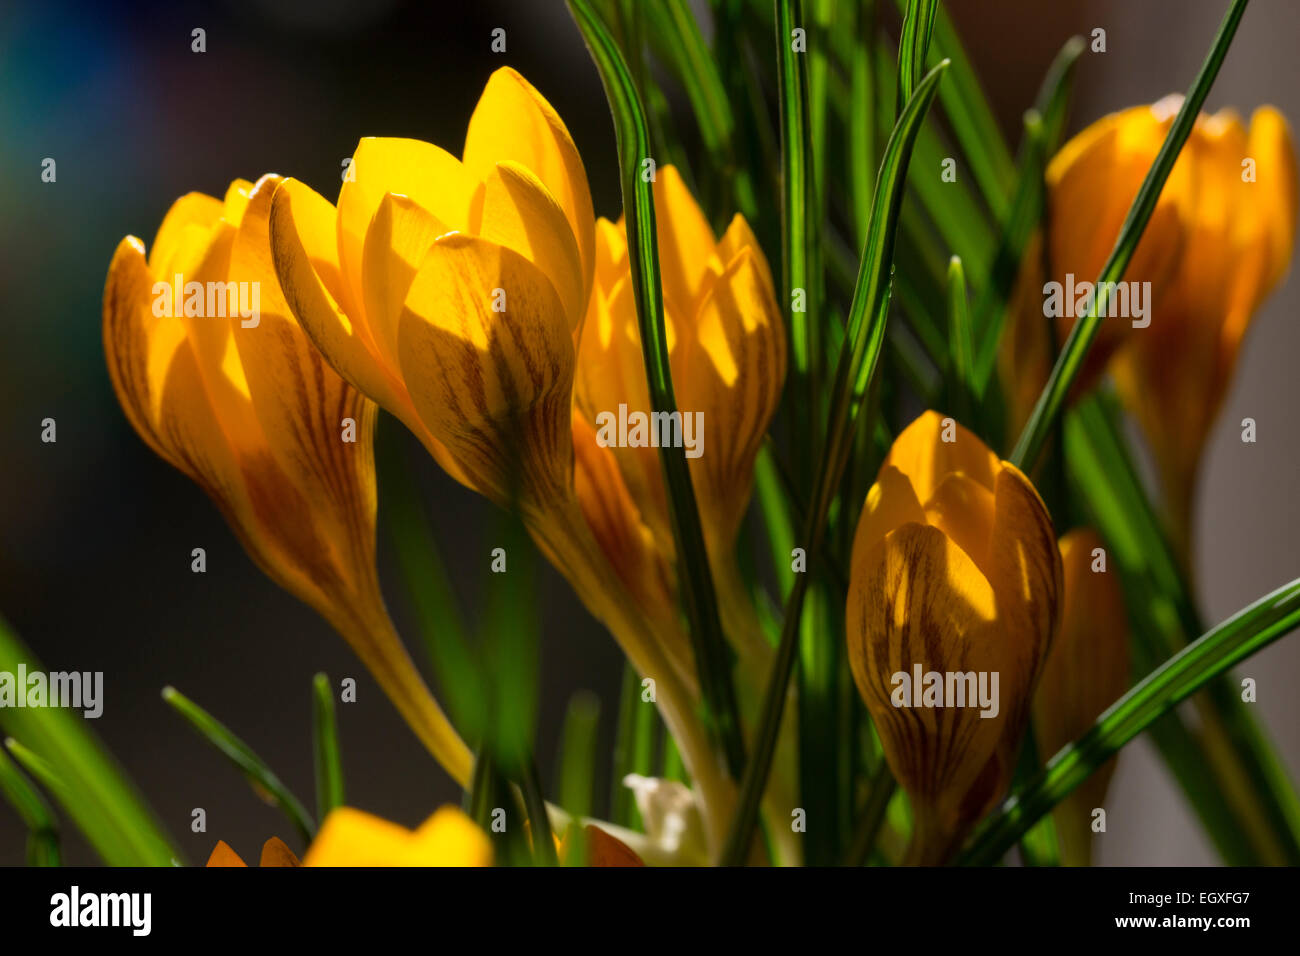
<box><xmin>303</xmin><ymin>806</ymin><xmax>491</xmax><ymax>867</ymax></box>
<box><xmin>1033</xmin><ymin>528</ymin><xmax>1131</xmax><ymax>866</ymax></box>
<box><xmin>102</xmin><ymin>174</ymin><xmax>471</xmax><ymax>786</ymax></box>
<box><xmin>1001</xmin><ymin>98</ymin><xmax>1297</xmax><ymax>561</ymax></box>
<box><xmin>846</xmin><ymin>411</ymin><xmax>1062</xmax><ymax>864</ymax></box>
<box><xmin>269</xmin><ymin>66</ymin><xmax>594</xmax><ymax>513</ymax></box>
<box><xmin>574</xmin><ymin>166</ymin><xmax>785</xmax><ymax>575</ymax></box>
<box><xmin>267</xmin><ymin>70</ymin><xmax>733</xmax><ymax>855</ymax></box>
<box><xmin>1110</xmin><ymin>102</ymin><xmax>1297</xmax><ymax>558</ymax></box>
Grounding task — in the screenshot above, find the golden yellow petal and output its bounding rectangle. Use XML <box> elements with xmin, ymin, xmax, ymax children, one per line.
<box><xmin>360</xmin><ymin>192</ymin><xmax>447</xmax><ymax>372</ymax></box>
<box><xmin>593</xmin><ymin>216</ymin><xmax>629</xmax><ymax>291</ymax></box>
<box><xmin>923</xmin><ymin>472</ymin><xmax>996</xmax><ymax>575</ymax></box>
<box><xmin>337</xmin><ymin>137</ymin><xmax>474</xmax><ymax>327</ymax></box>
<box><xmin>984</xmin><ymin>463</ymin><xmax>1062</xmax><ymax>719</ymax></box>
<box><xmin>1245</xmin><ymin>106</ymin><xmax>1299</xmax><ymax>291</ymax></box>
<box><xmin>883</xmin><ymin>410</ymin><xmax>1000</xmax><ymax>504</ymax></box>
<box><xmin>678</xmin><ymin>247</ymin><xmax>786</xmax><ymax>550</ymax></box>
<box><xmin>463</xmin><ymin>67</ymin><xmax>595</xmax><ymax>303</ymax></box>
<box><xmin>470</xmin><ymin>160</ymin><xmax>586</xmax><ymax>335</ymax></box>
<box><xmin>410</xmin><ymin>806</ymin><xmax>493</xmax><ymax>867</ymax></box>
<box><xmin>850</xmin><ymin>464</ymin><xmax>927</xmax><ymax>569</ymax></box>
<box><xmin>148</xmin><ymin>192</ymin><xmax>223</xmax><ymax>275</ymax></box>
<box><xmin>652</xmin><ymin>165</ymin><xmax>721</xmax><ymax>315</ymax></box>
<box><xmin>303</xmin><ymin>808</ymin><xmax>415</xmax><ymax>867</ymax></box>
<box><xmin>397</xmin><ymin>234</ymin><xmax>575</xmax><ymax>507</ymax></box>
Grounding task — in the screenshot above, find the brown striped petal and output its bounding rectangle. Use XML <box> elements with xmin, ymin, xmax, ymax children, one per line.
<box><xmin>396</xmin><ymin>233</ymin><xmax>575</xmax><ymax>509</ymax></box>
<box><xmin>846</xmin><ymin>522</ymin><xmax>1005</xmax><ymax>863</ymax></box>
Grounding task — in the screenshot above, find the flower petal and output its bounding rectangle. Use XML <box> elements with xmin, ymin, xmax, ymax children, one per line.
<box><xmin>337</xmin><ymin>137</ymin><xmax>474</xmax><ymax>325</ymax></box>
<box><xmin>410</xmin><ymin>807</ymin><xmax>493</xmax><ymax>867</ymax></box>
<box><xmin>846</xmin><ymin>523</ymin><xmax>1006</xmax><ymax>837</ymax></box>
<box><xmin>463</xmin><ymin>67</ymin><xmax>595</xmax><ymax>302</ymax></box>
<box><xmin>652</xmin><ymin>165</ymin><xmax>720</xmax><ymax>315</ymax></box>
<box><xmin>883</xmin><ymin>411</ymin><xmax>1000</xmax><ymax>504</ymax></box>
<box><xmin>258</xmin><ymin>837</ymin><xmax>301</xmax><ymax>867</ymax></box>
<box><xmin>470</xmin><ymin>160</ymin><xmax>586</xmax><ymax>335</ymax></box>
<box><xmin>678</xmin><ymin>246</ymin><xmax>786</xmax><ymax>549</ymax></box>
<box><xmin>397</xmin><ymin>234</ymin><xmax>575</xmax><ymax>506</ymax></box>
<box><xmin>205</xmin><ymin>841</ymin><xmax>248</xmax><ymax>867</ymax></box>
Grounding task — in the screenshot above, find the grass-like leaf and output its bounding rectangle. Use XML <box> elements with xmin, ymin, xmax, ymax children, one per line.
<box><xmin>896</xmin><ymin>0</ymin><xmax>938</xmax><ymax>116</ymax></box>
<box><xmin>1010</xmin><ymin>0</ymin><xmax>1250</xmax><ymax>471</ymax></box>
<box><xmin>162</xmin><ymin>686</ymin><xmax>315</xmax><ymax>846</ymax></box>
<box><xmin>721</xmin><ymin>59</ymin><xmax>948</xmax><ymax>865</ymax></box>
<box><xmin>569</xmin><ymin>0</ymin><xmax>747</xmax><ymax>778</ymax></box>
<box><xmin>311</xmin><ymin>673</ymin><xmax>344</xmax><ymax>823</ymax></box>
<box><xmin>0</xmin><ymin>617</ymin><xmax>178</xmax><ymax>865</ymax></box>
<box><xmin>0</xmin><ymin>742</ymin><xmax>60</xmax><ymax>865</ymax></box>
<box><xmin>644</xmin><ymin>0</ymin><xmax>757</xmax><ymax>222</ymax></box>
<box><xmin>959</xmin><ymin>574</ymin><xmax>1300</xmax><ymax>865</ymax></box>
<box><xmin>946</xmin><ymin>254</ymin><xmax>975</xmax><ymax>423</ymax></box>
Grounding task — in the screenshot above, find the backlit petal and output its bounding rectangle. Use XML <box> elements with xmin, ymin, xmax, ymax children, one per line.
<box><xmin>463</xmin><ymin>67</ymin><xmax>595</xmax><ymax>302</ymax></box>
<box><xmin>397</xmin><ymin>234</ymin><xmax>575</xmax><ymax>507</ymax></box>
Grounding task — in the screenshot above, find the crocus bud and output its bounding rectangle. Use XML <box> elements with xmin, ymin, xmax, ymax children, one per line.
<box><xmin>303</xmin><ymin>806</ymin><xmax>491</xmax><ymax>866</ymax></box>
<box><xmin>1110</xmin><ymin>104</ymin><xmax>1296</xmax><ymax>559</ymax></box>
<box><xmin>574</xmin><ymin>166</ymin><xmax>785</xmax><ymax>567</ymax></box>
<box><xmin>269</xmin><ymin>67</ymin><xmax>595</xmax><ymax>514</ymax></box>
<box><xmin>103</xmin><ymin>175</ymin><xmax>471</xmax><ymax>785</ymax></box>
<box><xmin>846</xmin><ymin>411</ymin><xmax>1062</xmax><ymax>864</ymax></box>
<box><xmin>1000</xmin><ymin>96</ymin><xmax>1197</xmax><ymax>437</ymax></box>
<box><xmin>1033</xmin><ymin>528</ymin><xmax>1131</xmax><ymax>865</ymax></box>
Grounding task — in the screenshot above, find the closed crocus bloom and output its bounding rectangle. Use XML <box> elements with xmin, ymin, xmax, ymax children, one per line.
<box><xmin>270</xmin><ymin>66</ymin><xmax>594</xmax><ymax>514</ymax></box>
<box><xmin>303</xmin><ymin>806</ymin><xmax>491</xmax><ymax>867</ymax></box>
<box><xmin>575</xmin><ymin>166</ymin><xmax>784</xmax><ymax>565</ymax></box>
<box><xmin>1033</xmin><ymin>529</ymin><xmax>1130</xmax><ymax>866</ymax></box>
<box><xmin>103</xmin><ymin>175</ymin><xmax>471</xmax><ymax>786</ymax></box>
<box><xmin>846</xmin><ymin>411</ymin><xmax>1062</xmax><ymax>864</ymax></box>
<box><xmin>1111</xmin><ymin>104</ymin><xmax>1297</xmax><ymax>559</ymax></box>
<box><xmin>999</xmin><ymin>97</ymin><xmax>1191</xmax><ymax>437</ymax></box>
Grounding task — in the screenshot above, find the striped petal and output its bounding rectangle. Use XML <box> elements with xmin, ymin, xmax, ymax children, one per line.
<box><xmin>397</xmin><ymin>234</ymin><xmax>575</xmax><ymax>507</ymax></box>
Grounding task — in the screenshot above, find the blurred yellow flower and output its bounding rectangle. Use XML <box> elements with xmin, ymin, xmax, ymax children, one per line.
<box><xmin>1110</xmin><ymin>101</ymin><xmax>1297</xmax><ymax>557</ymax></box>
<box><xmin>846</xmin><ymin>411</ymin><xmax>1061</xmax><ymax>864</ymax></box>
<box><xmin>303</xmin><ymin>806</ymin><xmax>491</xmax><ymax>867</ymax></box>
<box><xmin>102</xmin><ymin>174</ymin><xmax>471</xmax><ymax>786</ymax></box>
<box><xmin>1001</xmin><ymin>98</ymin><xmax>1297</xmax><ymax>562</ymax></box>
<box><xmin>1033</xmin><ymin>528</ymin><xmax>1131</xmax><ymax>866</ymax></box>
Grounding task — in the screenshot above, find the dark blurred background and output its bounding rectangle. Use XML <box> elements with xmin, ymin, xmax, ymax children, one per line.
<box><xmin>1</xmin><ymin>0</ymin><xmax>1296</xmax><ymax>865</ymax></box>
